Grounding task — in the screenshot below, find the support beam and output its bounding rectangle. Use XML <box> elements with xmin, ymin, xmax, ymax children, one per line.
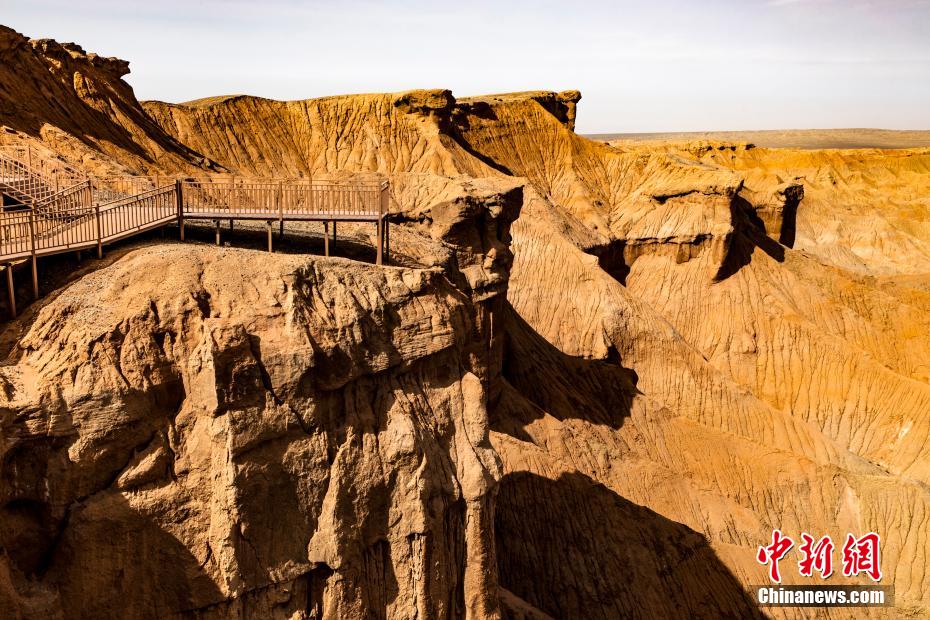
<box><xmin>267</xmin><ymin>221</ymin><xmax>273</xmax><ymax>253</ymax></box>
<box><xmin>215</xmin><ymin>220</ymin><xmax>221</xmax><ymax>246</ymax></box>
<box><xmin>5</xmin><ymin>264</ymin><xmax>15</xmax><ymax>318</ymax></box>
<box><xmin>384</xmin><ymin>219</ymin><xmax>390</xmax><ymax>264</ymax></box>
<box><xmin>229</xmin><ymin>219</ymin><xmax>234</xmax><ymax>231</ymax></box>
<box><xmin>332</xmin><ymin>221</ymin><xmax>337</xmax><ymax>251</ymax></box>
<box><xmin>376</xmin><ymin>218</ymin><xmax>383</xmax><ymax>266</ymax></box>
<box><xmin>279</xmin><ymin>219</ymin><xmax>284</xmax><ymax>239</ymax></box>
<box><xmin>324</xmin><ymin>221</ymin><xmax>330</xmax><ymax>257</ymax></box>
<box><xmin>31</xmin><ymin>255</ymin><xmax>38</xmax><ymax>299</ymax></box>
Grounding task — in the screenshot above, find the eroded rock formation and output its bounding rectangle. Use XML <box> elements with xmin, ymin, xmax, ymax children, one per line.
<box><xmin>2</xmin><ymin>25</ymin><xmax>930</xmax><ymax>619</ymax></box>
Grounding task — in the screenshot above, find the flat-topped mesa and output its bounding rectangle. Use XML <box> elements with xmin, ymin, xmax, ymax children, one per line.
<box><xmin>142</xmin><ymin>89</ymin><xmax>497</xmax><ymax>179</ymax></box>
<box><xmin>456</xmin><ymin>90</ymin><xmax>581</xmax><ymax>131</ymax></box>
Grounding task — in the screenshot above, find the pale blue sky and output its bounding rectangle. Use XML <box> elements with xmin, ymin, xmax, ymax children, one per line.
<box><xmin>2</xmin><ymin>0</ymin><xmax>928</xmax><ymax>133</ymax></box>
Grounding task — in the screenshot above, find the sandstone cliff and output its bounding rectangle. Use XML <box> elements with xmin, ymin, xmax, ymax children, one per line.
<box><xmin>0</xmin><ymin>26</ymin><xmax>220</xmax><ymax>176</ymax></box>
<box><xmin>0</xmin><ymin>174</ymin><xmax>520</xmax><ymax>618</ymax></box>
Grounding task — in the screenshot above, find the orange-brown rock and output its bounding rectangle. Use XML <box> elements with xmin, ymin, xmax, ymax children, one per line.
<box><xmin>3</xmin><ymin>27</ymin><xmax>930</xmax><ymax>620</ymax></box>
<box><xmin>0</xmin><ymin>26</ymin><xmax>220</xmax><ymax>177</ymax></box>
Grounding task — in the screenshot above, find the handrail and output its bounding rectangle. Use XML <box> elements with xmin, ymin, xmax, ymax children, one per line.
<box><xmin>97</xmin><ymin>183</ymin><xmax>174</xmax><ymax>210</ymax></box>
<box><xmin>34</xmin><ymin>179</ymin><xmax>92</xmax><ymax>209</ymax></box>
<box><xmin>0</xmin><ymin>145</ymin><xmax>86</xmax><ymax>187</ymax></box>
<box><xmin>180</xmin><ymin>178</ymin><xmax>384</xmax><ymax>217</ymax></box>
<box><xmin>2</xmin><ymin>161</ymin><xmax>391</xmax><ymax>270</ymax></box>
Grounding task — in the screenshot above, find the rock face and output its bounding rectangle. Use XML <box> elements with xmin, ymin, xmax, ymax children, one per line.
<box><xmin>0</xmin><ymin>26</ymin><xmax>221</xmax><ymax>176</ymax></box>
<box><xmin>0</xmin><ymin>252</ymin><xmax>505</xmax><ymax>617</ymax></box>
<box><xmin>142</xmin><ymin>90</ymin><xmax>496</xmax><ymax>179</ymax></box>
<box><xmin>4</xmin><ymin>29</ymin><xmax>930</xmax><ymax>619</ymax></box>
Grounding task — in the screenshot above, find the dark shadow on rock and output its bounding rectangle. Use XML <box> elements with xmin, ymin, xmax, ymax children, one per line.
<box><xmin>40</xmin><ymin>489</ymin><xmax>226</xmax><ymax>619</ymax></box>
<box><xmin>492</xmin><ymin>302</ymin><xmax>638</xmax><ymax>437</ymax></box>
<box><xmin>779</xmin><ymin>190</ymin><xmax>800</xmax><ymax>248</ymax></box>
<box><xmin>715</xmin><ymin>197</ymin><xmax>786</xmax><ymax>281</ymax></box>
<box><xmin>495</xmin><ymin>471</ymin><xmax>763</xmax><ymax>620</ymax></box>
<box><xmin>589</xmin><ymin>239</ymin><xmax>630</xmax><ymax>286</ymax></box>
<box><xmin>448</xmin><ymin>103</ymin><xmax>516</xmax><ymax>176</ymax></box>
<box><xmin>179</xmin><ymin>220</ymin><xmax>382</xmax><ymax>263</ymax></box>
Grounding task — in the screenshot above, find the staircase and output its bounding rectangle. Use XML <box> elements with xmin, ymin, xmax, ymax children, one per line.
<box><xmin>1</xmin><ymin>145</ymin><xmax>391</xmax><ymax>319</ymax></box>
<box><xmin>0</xmin><ymin>146</ymin><xmax>86</xmax><ymax>206</ymax></box>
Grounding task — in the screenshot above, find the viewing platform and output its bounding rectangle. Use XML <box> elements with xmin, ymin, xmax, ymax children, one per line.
<box><xmin>0</xmin><ymin>146</ymin><xmax>391</xmax><ymax>317</ymax></box>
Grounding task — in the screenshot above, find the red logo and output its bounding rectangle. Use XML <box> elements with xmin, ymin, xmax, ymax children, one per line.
<box><xmin>798</xmin><ymin>533</ymin><xmax>834</xmax><ymax>578</ymax></box>
<box><xmin>842</xmin><ymin>533</ymin><xmax>882</xmax><ymax>582</ymax></box>
<box><xmin>757</xmin><ymin>531</ymin><xmax>882</xmax><ymax>583</ymax></box>
<box><xmin>757</xmin><ymin>529</ymin><xmax>794</xmax><ymax>583</ymax></box>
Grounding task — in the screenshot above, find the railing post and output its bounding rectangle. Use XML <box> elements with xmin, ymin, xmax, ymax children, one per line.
<box><xmin>95</xmin><ymin>203</ymin><xmax>103</xmax><ymax>258</ymax></box>
<box><xmin>277</xmin><ymin>181</ymin><xmax>284</xmax><ymax>237</ymax></box>
<box><xmin>380</xmin><ymin>181</ymin><xmax>388</xmax><ymax>219</ymax></box>
<box><xmin>175</xmin><ymin>179</ymin><xmax>184</xmax><ymax>241</ymax></box>
<box><xmin>380</xmin><ymin>181</ymin><xmax>389</xmax><ymax>265</ymax></box>
<box><xmin>28</xmin><ymin>210</ymin><xmax>38</xmax><ymax>299</ymax></box>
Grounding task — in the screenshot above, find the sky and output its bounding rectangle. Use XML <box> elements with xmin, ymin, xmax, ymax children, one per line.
<box><xmin>2</xmin><ymin>0</ymin><xmax>929</xmax><ymax>133</ymax></box>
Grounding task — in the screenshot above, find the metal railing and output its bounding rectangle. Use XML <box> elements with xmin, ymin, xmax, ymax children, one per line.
<box><xmin>92</xmin><ymin>176</ymin><xmax>160</xmax><ymax>204</ymax></box>
<box><xmin>180</xmin><ymin>178</ymin><xmax>387</xmax><ymax>218</ymax></box>
<box><xmin>1</xmin><ymin>142</ymin><xmax>391</xmax><ymax>267</ymax></box>
<box><xmin>0</xmin><ymin>184</ymin><xmax>176</xmax><ymax>261</ymax></box>
<box><xmin>98</xmin><ymin>185</ymin><xmax>176</xmax><ymax>243</ymax></box>
<box><xmin>1</xmin><ymin>178</ymin><xmax>389</xmax><ymax>262</ymax></box>
<box><xmin>0</xmin><ymin>145</ymin><xmax>86</xmax><ymax>203</ymax></box>
<box><xmin>33</xmin><ymin>180</ymin><xmax>93</xmax><ymax>223</ymax></box>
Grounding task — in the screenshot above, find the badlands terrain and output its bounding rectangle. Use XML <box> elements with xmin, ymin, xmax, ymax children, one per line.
<box><xmin>2</xmin><ymin>25</ymin><xmax>930</xmax><ymax>619</ymax></box>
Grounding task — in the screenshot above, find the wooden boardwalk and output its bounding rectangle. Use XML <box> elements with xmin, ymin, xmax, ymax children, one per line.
<box><xmin>0</xmin><ymin>172</ymin><xmax>391</xmax><ymax>317</ymax></box>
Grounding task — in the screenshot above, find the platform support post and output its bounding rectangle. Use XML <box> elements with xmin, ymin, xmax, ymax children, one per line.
<box><xmin>332</xmin><ymin>221</ymin><xmax>337</xmax><ymax>251</ymax></box>
<box><xmin>5</xmin><ymin>264</ymin><xmax>15</xmax><ymax>318</ymax></box>
<box><xmin>215</xmin><ymin>220</ymin><xmax>221</xmax><ymax>246</ymax></box>
<box><xmin>384</xmin><ymin>220</ymin><xmax>390</xmax><ymax>264</ymax></box>
<box><xmin>267</xmin><ymin>221</ymin><xmax>273</xmax><ymax>253</ymax></box>
<box><xmin>324</xmin><ymin>221</ymin><xmax>330</xmax><ymax>256</ymax></box>
<box><xmin>376</xmin><ymin>218</ymin><xmax>383</xmax><ymax>266</ymax></box>
<box><xmin>30</xmin><ymin>256</ymin><xmax>38</xmax><ymax>299</ymax></box>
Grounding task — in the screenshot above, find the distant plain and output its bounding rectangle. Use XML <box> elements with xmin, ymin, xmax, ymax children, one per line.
<box><xmin>588</xmin><ymin>128</ymin><xmax>930</xmax><ymax>149</ymax></box>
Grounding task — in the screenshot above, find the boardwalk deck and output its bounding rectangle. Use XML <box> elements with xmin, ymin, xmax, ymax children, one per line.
<box><xmin>1</xmin><ymin>177</ymin><xmax>391</xmax><ymax>317</ymax></box>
